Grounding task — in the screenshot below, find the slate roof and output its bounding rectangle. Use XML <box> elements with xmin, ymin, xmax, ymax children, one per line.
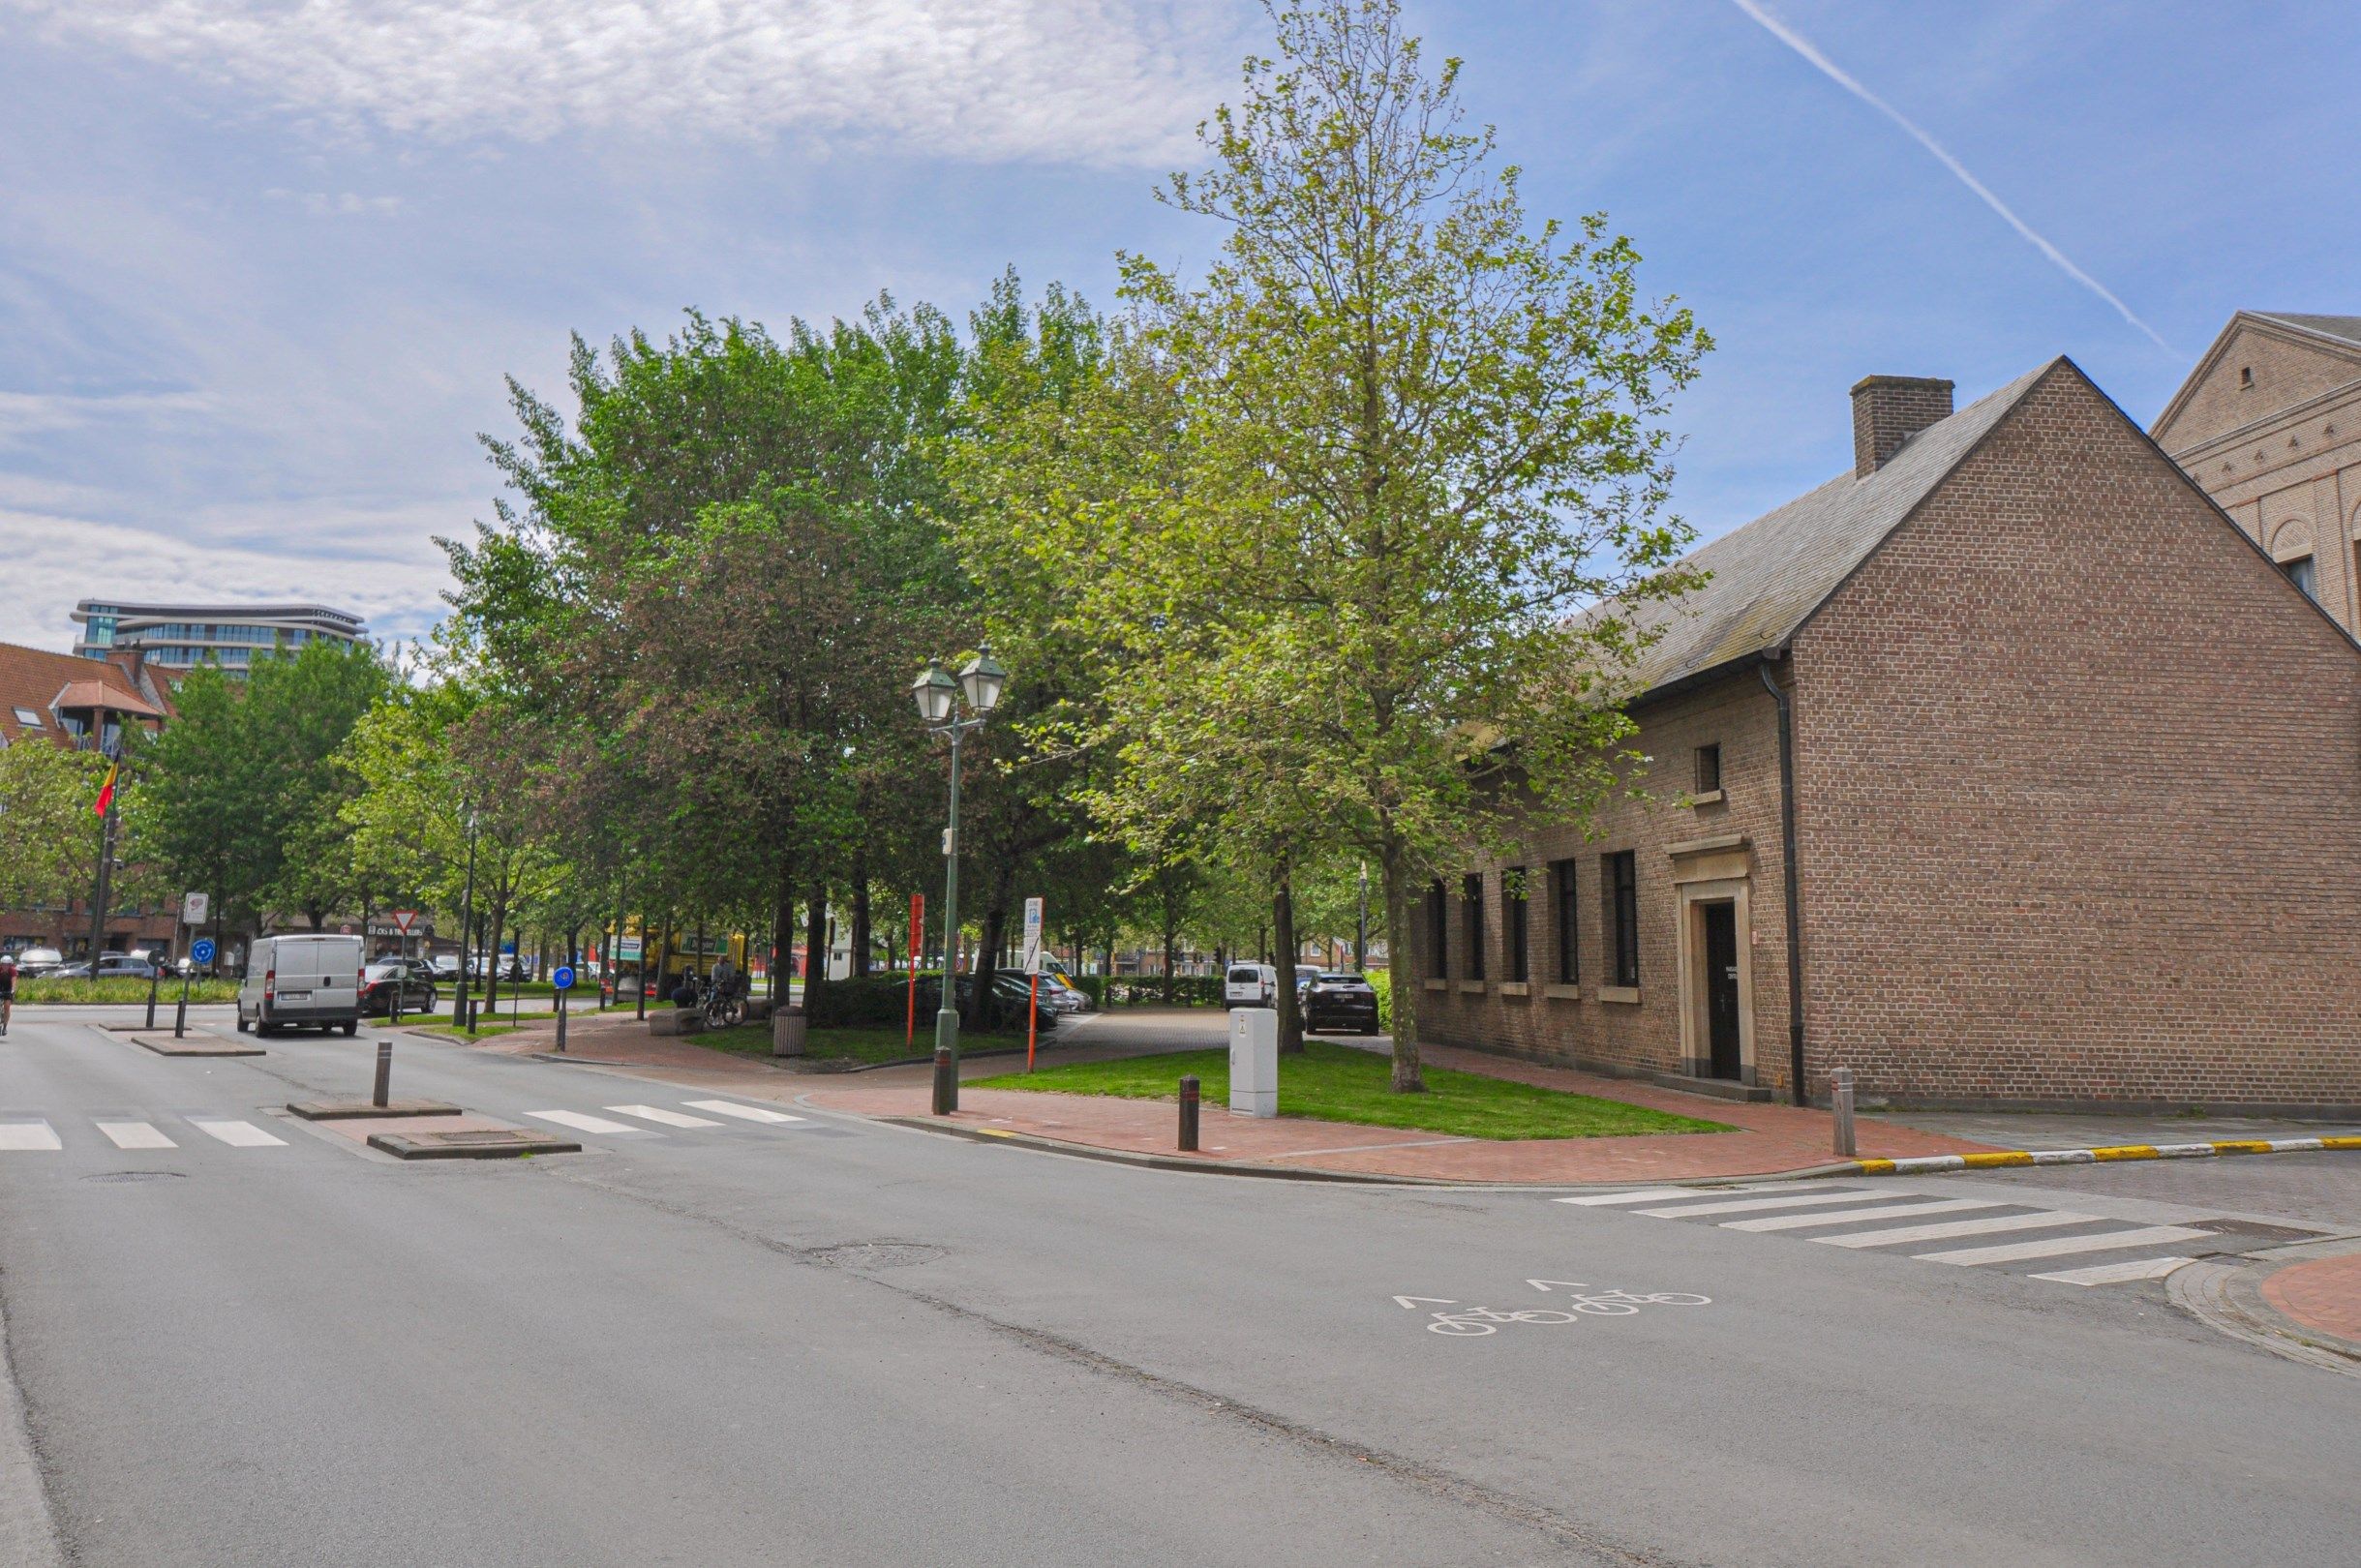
<box><xmin>1613</xmin><ymin>359</ymin><xmax>2059</xmax><ymax>698</ymax></box>
<box><xmin>2252</xmin><ymin>313</ymin><xmax>2361</xmax><ymax>349</ymax></box>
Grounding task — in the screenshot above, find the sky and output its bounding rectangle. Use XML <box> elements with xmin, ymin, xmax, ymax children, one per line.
<box><xmin>2</xmin><ymin>0</ymin><xmax>2356</xmax><ymax>654</ymax></box>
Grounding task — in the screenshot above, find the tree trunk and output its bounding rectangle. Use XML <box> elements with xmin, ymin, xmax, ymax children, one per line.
<box><xmin>1273</xmin><ymin>861</ymin><xmax>1304</xmax><ymax>1054</ymax></box>
<box><xmin>1380</xmin><ymin>843</ymin><xmax>1423</xmax><ymax>1092</ymax></box>
<box><xmin>482</xmin><ymin>901</ymin><xmax>505</xmax><ymax>1015</ymax></box>
<box><xmin>803</xmin><ymin>881</ymin><xmax>828</xmax><ymax>1010</ymax></box>
<box><xmin>848</xmin><ymin>851</ymin><xmax>871</xmax><ymax>979</ymax></box>
<box><xmin>972</xmin><ymin>899</ymin><xmax>1009</xmax><ymax>1031</ymax></box>
<box><xmin>771</xmin><ymin>858</ymin><xmax>797</xmax><ymax>1008</ymax></box>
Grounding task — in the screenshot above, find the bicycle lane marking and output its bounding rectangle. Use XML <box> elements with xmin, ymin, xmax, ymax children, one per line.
<box><xmin>1400</xmin><ymin>1282</ymin><xmax>1715</xmax><ymax>1337</ymax></box>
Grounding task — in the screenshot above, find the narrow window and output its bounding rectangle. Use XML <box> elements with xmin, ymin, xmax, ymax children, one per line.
<box><xmin>1551</xmin><ymin>859</ymin><xmax>1579</xmax><ymax>984</ymax></box>
<box><xmin>2282</xmin><ymin>555</ymin><xmax>2317</xmax><ymax>601</ymax></box>
<box><xmin>1503</xmin><ymin>869</ymin><xmax>1529</xmax><ymax>983</ymax></box>
<box><xmin>1602</xmin><ymin>851</ymin><xmax>1639</xmax><ymax>989</ymax></box>
<box><xmin>1462</xmin><ymin>873</ymin><xmax>1486</xmax><ymax>981</ymax></box>
<box><xmin>2239</xmin><ymin>366</ymin><xmax>2254</xmax><ymax>390</ymax></box>
<box><xmin>1426</xmin><ymin>879</ymin><xmax>1448</xmax><ymax>979</ymax></box>
<box><xmin>1694</xmin><ymin>743</ymin><xmax>1722</xmax><ymax>795</ymax></box>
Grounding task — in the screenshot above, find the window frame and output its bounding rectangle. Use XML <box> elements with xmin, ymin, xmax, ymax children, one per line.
<box><xmin>1603</xmin><ymin>851</ymin><xmax>1639</xmax><ymax>989</ymax></box>
<box><xmin>1462</xmin><ymin>873</ymin><xmax>1487</xmax><ymax>981</ymax></box>
<box><xmin>1426</xmin><ymin>879</ymin><xmax>1449</xmax><ymax>979</ymax></box>
<box><xmin>1694</xmin><ymin>742</ymin><xmax>1722</xmax><ymax>795</ymax></box>
<box><xmin>1550</xmin><ymin>858</ymin><xmax>1579</xmax><ymax>984</ymax></box>
<box><xmin>1502</xmin><ymin>868</ymin><xmax>1529</xmax><ymax>983</ymax></box>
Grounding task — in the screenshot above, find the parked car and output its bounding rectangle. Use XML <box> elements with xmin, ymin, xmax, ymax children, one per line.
<box><xmin>1037</xmin><ymin>973</ymin><xmax>1091</xmax><ymax>1013</ymax></box>
<box><xmin>360</xmin><ymin>959</ymin><xmax>439</xmax><ymax>1017</ymax></box>
<box><xmin>236</xmin><ymin>933</ymin><xmax>365</xmax><ymax>1037</ymax></box>
<box><xmin>1297</xmin><ymin>970</ymin><xmax>1380</xmax><ymax>1036</ymax></box>
<box><xmin>1225</xmin><ymin>962</ymin><xmax>1279</xmax><ymax>1008</ymax></box>
<box><xmin>428</xmin><ymin>953</ymin><xmax>462</xmax><ymax>980</ymax></box>
<box><xmin>11</xmin><ymin>947</ymin><xmax>64</xmax><ymax>977</ymax></box>
<box><xmin>47</xmin><ymin>955</ymin><xmax>157</xmax><ymax>980</ymax></box>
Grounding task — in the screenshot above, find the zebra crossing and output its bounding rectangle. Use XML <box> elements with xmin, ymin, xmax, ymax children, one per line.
<box><xmin>0</xmin><ymin>1114</ymin><xmax>288</xmax><ymax>1151</ymax></box>
<box><xmin>1555</xmin><ymin>1183</ymin><xmax>2240</xmax><ymax>1287</ymax></box>
<box><xmin>524</xmin><ymin>1101</ymin><xmax>807</xmax><ymax>1139</ymax></box>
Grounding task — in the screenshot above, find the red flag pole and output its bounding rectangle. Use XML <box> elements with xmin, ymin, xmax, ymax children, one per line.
<box><xmin>906</xmin><ymin>892</ymin><xmax>923</xmax><ymax>1049</ymax></box>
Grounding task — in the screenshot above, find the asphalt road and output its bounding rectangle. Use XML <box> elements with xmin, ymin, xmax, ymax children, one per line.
<box><xmin>2</xmin><ymin>1008</ymin><xmax>2356</xmax><ymax>1566</ymax></box>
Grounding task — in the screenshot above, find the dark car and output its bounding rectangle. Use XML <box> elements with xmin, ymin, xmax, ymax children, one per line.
<box><xmin>361</xmin><ymin>959</ymin><xmax>439</xmax><ymax>1016</ymax></box>
<box><xmin>908</xmin><ymin>972</ymin><xmax>1062</xmax><ymax>1031</ymax></box>
<box><xmin>1298</xmin><ymin>970</ymin><xmax>1380</xmax><ymax>1035</ymax></box>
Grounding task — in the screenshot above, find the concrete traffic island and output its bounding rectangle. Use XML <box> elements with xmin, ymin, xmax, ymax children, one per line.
<box><xmin>130</xmin><ymin>1033</ymin><xmax>263</xmax><ymax>1057</ymax></box>
<box><xmin>366</xmin><ymin>1127</ymin><xmax>581</xmax><ymax>1161</ymax></box>
<box><xmin>287</xmin><ymin>1099</ymin><xmax>461</xmax><ymax>1121</ymax></box>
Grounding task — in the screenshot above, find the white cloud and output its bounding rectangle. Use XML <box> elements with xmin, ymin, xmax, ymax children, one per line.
<box><xmin>262</xmin><ymin>188</ymin><xmax>407</xmax><ymax>217</ymax></box>
<box><xmin>8</xmin><ymin>0</ymin><xmax>1247</xmax><ymax>166</ymax></box>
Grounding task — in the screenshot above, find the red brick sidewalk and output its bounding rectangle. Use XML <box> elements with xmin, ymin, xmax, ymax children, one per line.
<box><xmin>804</xmin><ymin>1041</ymin><xmax>1998</xmax><ymax>1184</ymax></box>
<box><xmin>2260</xmin><ymin>1253</ymin><xmax>2361</xmax><ymax>1349</ymax></box>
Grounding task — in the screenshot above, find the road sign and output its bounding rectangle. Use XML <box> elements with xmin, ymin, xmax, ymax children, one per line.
<box><xmin>551</xmin><ymin>965</ymin><xmax>576</xmax><ymax>991</ymax></box>
<box><xmin>181</xmin><ymin>890</ymin><xmax>209</xmax><ymax>927</ymax></box>
<box><xmin>391</xmin><ymin>909</ymin><xmax>419</xmax><ymax>934</ymax></box>
<box><xmin>191</xmin><ymin>938</ymin><xmax>216</xmax><ymax>965</ymax></box>
<box><xmin>1021</xmin><ymin>896</ymin><xmax>1044</xmax><ymax>976</ymax></box>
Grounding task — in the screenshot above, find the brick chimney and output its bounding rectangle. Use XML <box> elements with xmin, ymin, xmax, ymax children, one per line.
<box><xmin>1851</xmin><ymin>375</ymin><xmax>1954</xmax><ymax>477</ymax></box>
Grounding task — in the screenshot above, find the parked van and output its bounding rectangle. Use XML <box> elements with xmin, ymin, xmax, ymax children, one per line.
<box><xmin>1224</xmin><ymin>962</ymin><xmax>1278</xmax><ymax>1008</ymax></box>
<box><xmin>236</xmin><ymin>933</ymin><xmax>365</xmax><ymax>1037</ymax></box>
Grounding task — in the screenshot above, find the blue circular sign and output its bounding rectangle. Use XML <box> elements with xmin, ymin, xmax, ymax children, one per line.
<box><xmin>551</xmin><ymin>965</ymin><xmax>575</xmax><ymax>991</ymax></box>
<box><xmin>191</xmin><ymin>938</ymin><xmax>216</xmax><ymax>965</ymax></box>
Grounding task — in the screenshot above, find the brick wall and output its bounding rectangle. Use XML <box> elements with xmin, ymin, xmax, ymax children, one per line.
<box><xmin>1415</xmin><ymin>674</ymin><xmax>1798</xmax><ymax>1097</ymax></box>
<box><xmin>1793</xmin><ymin>364</ymin><xmax>2361</xmax><ymax>1111</ymax></box>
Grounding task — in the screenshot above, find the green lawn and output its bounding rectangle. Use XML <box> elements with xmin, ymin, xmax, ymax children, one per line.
<box><xmin>972</xmin><ymin>1040</ymin><xmax>1732</xmax><ymax>1142</ymax></box>
<box><xmin>696</xmin><ymin>1023</ymin><xmax>933</xmax><ymax>1067</ymax></box>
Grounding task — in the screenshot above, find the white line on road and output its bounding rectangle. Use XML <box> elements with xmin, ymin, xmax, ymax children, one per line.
<box><xmin>1638</xmin><ymin>1190</ymin><xmax>1901</xmax><ymax>1219</ymax></box>
<box><xmin>1553</xmin><ymin>1185</ymin><xmax>1783</xmax><ymax>1207</ymax></box>
<box><xmin>1814</xmin><ymin>1210</ymin><xmax>2103</xmax><ymax>1249</ymax></box>
<box><xmin>683</xmin><ymin>1100</ymin><xmax>804</xmax><ymax>1125</ymax></box>
<box><xmin>96</xmin><ymin>1122</ymin><xmax>175</xmax><ymax>1150</ymax></box>
<box><xmin>1719</xmin><ymin>1198</ymin><xmax>2003</xmax><ymax>1232</ymax></box>
<box><xmin>2030</xmin><ymin>1255</ymin><xmax>2199</xmax><ymax>1286</ymax></box>
<box><xmin>0</xmin><ymin>1123</ymin><xmax>61</xmax><ymax>1152</ymax></box>
<box><xmin>608</xmin><ymin>1104</ymin><xmax>725</xmax><ymax>1129</ymax></box>
<box><xmin>1916</xmin><ymin>1225</ymin><xmax>2214</xmax><ymax>1267</ymax></box>
<box><xmin>191</xmin><ymin>1120</ymin><xmax>287</xmax><ymax>1148</ymax></box>
<box><xmin>527</xmin><ymin>1110</ymin><xmax>644</xmax><ymax>1135</ymax></box>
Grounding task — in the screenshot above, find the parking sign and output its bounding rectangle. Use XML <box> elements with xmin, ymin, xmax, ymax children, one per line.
<box><xmin>1021</xmin><ymin>897</ymin><xmax>1044</xmax><ymax>976</ymax></box>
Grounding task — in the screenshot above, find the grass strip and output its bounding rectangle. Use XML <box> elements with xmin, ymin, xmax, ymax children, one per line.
<box><xmin>972</xmin><ymin>1040</ymin><xmax>1731</xmax><ymax>1142</ymax></box>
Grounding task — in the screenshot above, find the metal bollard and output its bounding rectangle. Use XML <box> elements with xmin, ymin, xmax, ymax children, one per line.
<box><xmin>931</xmin><ymin>1045</ymin><xmax>957</xmax><ymax>1116</ymax></box>
<box><xmin>1178</xmin><ymin>1074</ymin><xmax>1200</xmax><ymax>1152</ymax></box>
<box><xmin>373</xmin><ymin>1040</ymin><xmax>393</xmax><ymax>1108</ymax></box>
<box><xmin>1831</xmin><ymin>1067</ymin><xmax>1857</xmax><ymax>1159</ymax></box>
<box><xmin>173</xmin><ymin>994</ymin><xmax>187</xmax><ymax>1039</ymax></box>
<box><xmin>145</xmin><ymin>971</ymin><xmax>160</xmax><ymax>1030</ymax></box>
<box><xmin>556</xmin><ymin>991</ymin><xmax>567</xmax><ymax>1053</ymax></box>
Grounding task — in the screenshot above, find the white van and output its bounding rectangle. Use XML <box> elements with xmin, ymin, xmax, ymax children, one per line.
<box><xmin>237</xmin><ymin>934</ymin><xmax>366</xmax><ymax>1037</ymax></box>
<box><xmin>1225</xmin><ymin>962</ymin><xmax>1278</xmax><ymax>1008</ymax></box>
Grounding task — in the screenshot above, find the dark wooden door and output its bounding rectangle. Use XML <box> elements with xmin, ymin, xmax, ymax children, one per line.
<box><xmin>1703</xmin><ymin>903</ymin><xmax>1741</xmax><ymax>1080</ymax></box>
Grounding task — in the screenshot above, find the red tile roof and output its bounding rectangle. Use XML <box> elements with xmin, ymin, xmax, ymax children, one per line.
<box><xmin>0</xmin><ymin>641</ymin><xmax>178</xmax><ymax>748</ymax></box>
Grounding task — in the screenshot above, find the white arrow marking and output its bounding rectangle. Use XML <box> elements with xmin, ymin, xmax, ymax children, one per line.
<box><xmin>1393</xmin><ymin>1296</ymin><xmax>1457</xmax><ymax>1310</ymax></box>
<box><xmin>1528</xmin><ymin>1280</ymin><xmax>1591</xmax><ymax>1292</ymax></box>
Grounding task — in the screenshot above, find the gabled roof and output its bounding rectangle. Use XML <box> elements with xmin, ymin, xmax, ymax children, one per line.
<box><xmin>0</xmin><ymin>641</ymin><xmax>176</xmax><ymax>748</ymax></box>
<box><xmin>2251</xmin><ymin>313</ymin><xmax>2361</xmax><ymax>348</ymax></box>
<box><xmin>51</xmin><ymin>678</ymin><xmax>164</xmax><ymax>719</ymax></box>
<box><xmin>1612</xmin><ymin>360</ymin><xmax>2057</xmax><ymax>697</ymax></box>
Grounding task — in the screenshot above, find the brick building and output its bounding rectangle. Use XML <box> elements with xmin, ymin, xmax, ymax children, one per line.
<box><xmin>2152</xmin><ymin>311</ymin><xmax>2361</xmax><ymax>633</ymax></box>
<box><xmin>0</xmin><ymin>641</ymin><xmax>180</xmax><ymax>959</ymax></box>
<box><xmin>1417</xmin><ymin>358</ymin><xmax>2361</xmax><ymax>1114</ymax></box>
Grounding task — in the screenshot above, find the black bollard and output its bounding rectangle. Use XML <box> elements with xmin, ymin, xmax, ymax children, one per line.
<box><xmin>145</xmin><ymin>969</ymin><xmax>160</xmax><ymax>1030</ymax></box>
<box><xmin>373</xmin><ymin>1040</ymin><xmax>393</xmax><ymax>1107</ymax></box>
<box><xmin>556</xmin><ymin>989</ymin><xmax>568</xmax><ymax>1053</ymax></box>
<box><xmin>1178</xmin><ymin>1074</ymin><xmax>1200</xmax><ymax>1152</ymax></box>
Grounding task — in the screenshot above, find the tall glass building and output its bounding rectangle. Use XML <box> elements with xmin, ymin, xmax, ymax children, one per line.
<box><xmin>71</xmin><ymin>601</ymin><xmax>369</xmax><ymax>676</ymax></box>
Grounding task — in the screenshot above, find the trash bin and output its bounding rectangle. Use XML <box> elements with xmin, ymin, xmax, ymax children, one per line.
<box><xmin>772</xmin><ymin>1003</ymin><xmax>807</xmax><ymax>1058</ymax></box>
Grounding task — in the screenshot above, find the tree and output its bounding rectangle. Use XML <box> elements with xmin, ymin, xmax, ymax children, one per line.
<box><xmin>132</xmin><ymin>667</ymin><xmax>270</xmax><ymax>950</ymax></box>
<box><xmin>989</xmin><ymin>0</ymin><xmax>1709</xmax><ymax>1089</ymax></box>
<box><xmin>0</xmin><ymin>741</ymin><xmax>110</xmax><ymax>916</ymax></box>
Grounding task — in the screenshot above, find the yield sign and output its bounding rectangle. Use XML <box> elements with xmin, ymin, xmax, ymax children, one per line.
<box><xmin>390</xmin><ymin>909</ymin><xmax>420</xmax><ymax>934</ymax></box>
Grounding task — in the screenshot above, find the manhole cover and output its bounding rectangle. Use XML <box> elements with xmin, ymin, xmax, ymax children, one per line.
<box><xmin>82</xmin><ymin>1170</ymin><xmax>187</xmax><ymax>1184</ymax></box>
<box><xmin>807</xmin><ymin>1242</ymin><xmax>945</xmax><ymax>1270</ymax></box>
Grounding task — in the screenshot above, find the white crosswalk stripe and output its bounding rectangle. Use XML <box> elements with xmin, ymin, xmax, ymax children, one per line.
<box><xmin>683</xmin><ymin>1100</ymin><xmax>803</xmax><ymax>1125</ymax></box>
<box><xmin>191</xmin><ymin>1119</ymin><xmax>287</xmax><ymax>1148</ymax></box>
<box><xmin>0</xmin><ymin>1122</ymin><xmax>62</xmax><ymax>1151</ymax></box>
<box><xmin>527</xmin><ymin>1110</ymin><xmax>644</xmax><ymax>1135</ymax></box>
<box><xmin>607</xmin><ymin>1104</ymin><xmax>725</xmax><ymax>1129</ymax></box>
<box><xmin>1558</xmin><ymin>1182</ymin><xmax>2228</xmax><ymax>1289</ymax></box>
<box><xmin>96</xmin><ymin>1121</ymin><xmax>176</xmax><ymax>1150</ymax></box>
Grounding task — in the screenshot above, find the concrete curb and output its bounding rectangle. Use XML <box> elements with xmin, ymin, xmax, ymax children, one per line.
<box><xmin>1853</xmin><ymin>1135</ymin><xmax>2361</xmax><ymax>1176</ymax></box>
<box><xmin>0</xmin><ymin>1287</ymin><xmax>64</xmax><ymax>1567</ymax></box>
<box><xmin>2168</xmin><ymin>1238</ymin><xmax>2361</xmax><ymax>1380</ymax></box>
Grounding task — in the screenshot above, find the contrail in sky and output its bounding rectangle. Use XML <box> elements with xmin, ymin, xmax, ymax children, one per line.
<box><xmin>1728</xmin><ymin>0</ymin><xmax>2171</xmax><ymax>352</ymax></box>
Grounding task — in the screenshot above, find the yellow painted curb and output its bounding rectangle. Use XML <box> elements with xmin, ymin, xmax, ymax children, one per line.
<box><xmin>1960</xmin><ymin>1151</ymin><xmax>2036</xmax><ymax>1168</ymax></box>
<box><xmin>2091</xmin><ymin>1145</ymin><xmax>2161</xmax><ymax>1161</ymax></box>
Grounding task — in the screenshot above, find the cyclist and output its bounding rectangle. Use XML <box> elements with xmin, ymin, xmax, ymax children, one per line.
<box><xmin>710</xmin><ymin>952</ymin><xmax>740</xmax><ymax>1000</ymax></box>
<box><xmin>0</xmin><ymin>954</ymin><xmax>15</xmax><ymax>1037</ymax></box>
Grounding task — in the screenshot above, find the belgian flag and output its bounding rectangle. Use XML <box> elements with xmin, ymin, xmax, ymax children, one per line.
<box><xmin>92</xmin><ymin>763</ymin><xmax>118</xmax><ymax>818</ymax></box>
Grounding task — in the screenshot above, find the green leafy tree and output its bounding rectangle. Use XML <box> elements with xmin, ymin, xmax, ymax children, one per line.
<box><xmin>984</xmin><ymin>0</ymin><xmax>1709</xmax><ymax>1088</ymax></box>
<box><xmin>0</xmin><ymin>741</ymin><xmax>110</xmax><ymax>916</ymax></box>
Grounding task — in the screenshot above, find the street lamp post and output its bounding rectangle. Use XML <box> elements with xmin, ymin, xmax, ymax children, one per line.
<box><xmin>912</xmin><ymin>644</ymin><xmax>1008</xmax><ymax>1115</ymax></box>
<box><xmin>451</xmin><ymin>810</ymin><xmax>480</xmax><ymax>1030</ymax></box>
